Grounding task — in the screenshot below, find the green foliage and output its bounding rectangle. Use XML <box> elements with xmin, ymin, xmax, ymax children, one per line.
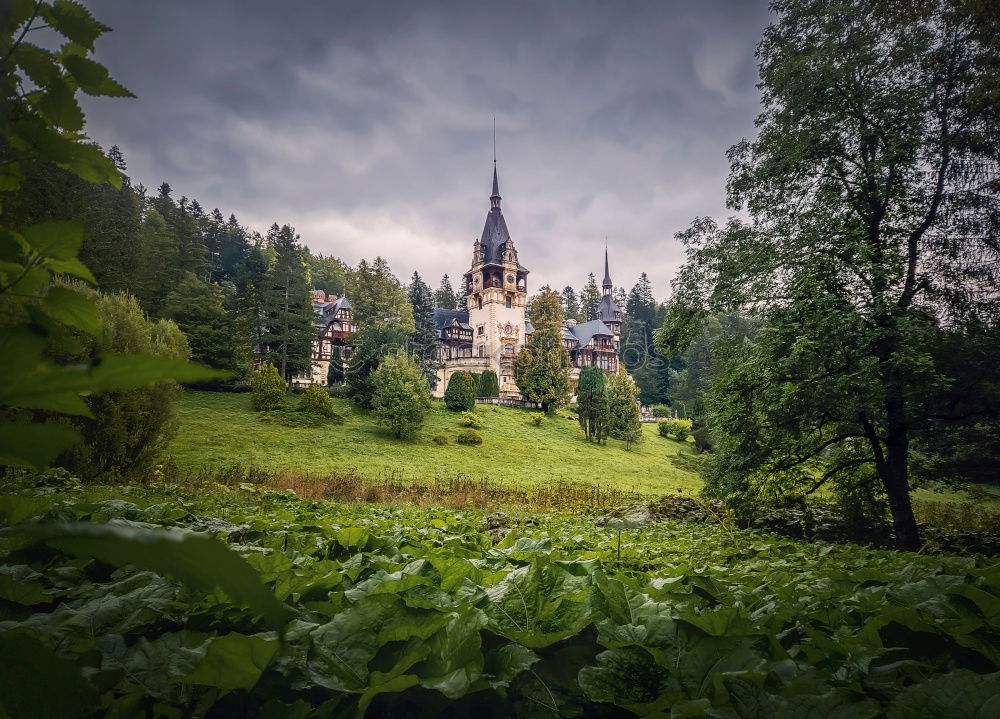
<box><xmin>460</xmin><ymin>411</ymin><xmax>482</xmax><ymax>429</ymax></box>
<box><xmin>348</xmin><ymin>257</ymin><xmax>414</xmax><ymax>332</ymax></box>
<box><xmin>251</xmin><ymin>363</ymin><xmax>286</xmax><ymax>411</ymax></box>
<box><xmin>326</xmin><ymin>346</ymin><xmax>345</xmax><ymax>385</ymax></box>
<box><xmin>579</xmin><ymin>273</ymin><xmax>601</xmax><ymax>322</ymax></box>
<box><xmin>299</xmin><ymin>382</ymin><xmax>336</xmax><ymax>418</ymax></box>
<box><xmin>433</xmin><ymin>273</ymin><xmax>459</xmax><ymax>310</ymax></box>
<box><xmin>455</xmin><ymin>428</ymin><xmax>483</xmax><ymax>445</ymax></box>
<box><xmin>263</xmin><ymin>223</ymin><xmax>313</xmax><ymax>381</ymax></box>
<box><xmin>529</xmin><ymin>413</ymin><xmax>544</xmax><ymax>427</ymax></box>
<box><xmin>161</xmin><ymin>272</ymin><xmax>241</xmax><ymax>376</ymax></box>
<box><xmin>607</xmin><ymin>367</ymin><xmax>642</xmax><ymax>450</ymax></box>
<box><xmin>649</xmin><ymin>404</ymin><xmax>671</xmax><ymax>417</ymax></box>
<box><xmin>658</xmin><ymin>418</ymin><xmax>691</xmax><ymax>441</ymax></box>
<box><xmin>370</xmin><ymin>350</ymin><xmax>431</xmax><ymax>439</ymax></box>
<box><xmin>477</xmin><ymin>369</ymin><xmax>500</xmax><ymax>398</ymax></box>
<box><xmin>56</xmin><ymin>291</ymin><xmax>193</xmax><ymax>479</ymax></box>
<box><xmin>444</xmin><ymin>371</ymin><xmax>476</xmax><ymax>412</ymax></box>
<box><xmin>0</xmin><ymin>3</ymin><xmax>223</xmax><ymax>472</ymax></box>
<box><xmin>514</xmin><ymin>288</ymin><xmax>572</xmax><ymax>411</ymax></box>
<box><xmin>577</xmin><ymin>366</ymin><xmax>611</xmax><ymax>443</ymax></box>
<box><xmin>1</xmin><ymin>479</ymin><xmax>997</xmax><ymax>717</ymax></box>
<box><xmin>346</xmin><ymin>324</ymin><xmax>409</xmax><ymax>410</ymax></box>
<box><xmin>432</xmin><ymin>433</ymin><xmax>450</xmax><ymax>446</ymax></box>
<box><xmin>407</xmin><ymin>271</ymin><xmax>439</xmax><ymax>389</ymax></box>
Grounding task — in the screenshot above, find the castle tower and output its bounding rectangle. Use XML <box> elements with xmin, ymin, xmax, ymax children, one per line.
<box><xmin>463</xmin><ymin>159</ymin><xmax>529</xmax><ymax>393</ymax></box>
<box><xmin>598</xmin><ymin>247</ymin><xmax>622</xmax><ymax>341</ymax></box>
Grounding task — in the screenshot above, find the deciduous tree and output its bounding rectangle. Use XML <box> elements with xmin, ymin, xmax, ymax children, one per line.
<box><xmin>514</xmin><ymin>288</ymin><xmax>572</xmax><ymax>411</ymax></box>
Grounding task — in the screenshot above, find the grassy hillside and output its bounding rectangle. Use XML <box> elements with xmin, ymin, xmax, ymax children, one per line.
<box><xmin>168</xmin><ymin>391</ymin><xmax>701</xmax><ymax>495</ymax></box>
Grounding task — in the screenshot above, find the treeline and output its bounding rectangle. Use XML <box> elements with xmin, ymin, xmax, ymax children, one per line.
<box><xmin>5</xmin><ymin>150</ymin><xmax>468</xmax><ymax>386</ymax></box>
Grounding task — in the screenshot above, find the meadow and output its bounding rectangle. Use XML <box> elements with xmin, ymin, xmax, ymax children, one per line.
<box><xmin>167</xmin><ymin>391</ymin><xmax>702</xmax><ymax>495</ymax></box>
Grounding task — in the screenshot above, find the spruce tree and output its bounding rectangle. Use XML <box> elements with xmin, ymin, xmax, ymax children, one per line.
<box><xmin>265</xmin><ymin>224</ymin><xmax>314</xmax><ymax>382</ymax></box>
<box><xmin>408</xmin><ymin>271</ymin><xmax>439</xmax><ymax>388</ymax></box>
<box><xmin>580</xmin><ymin>273</ymin><xmax>601</xmax><ymax>322</ymax></box>
<box><xmin>608</xmin><ymin>367</ymin><xmax>642</xmax><ymax>450</ymax></box>
<box><xmin>349</xmin><ymin>257</ymin><xmax>415</xmax><ymax>332</ymax></box>
<box><xmin>514</xmin><ymin>288</ymin><xmax>572</xmax><ymax>411</ymax></box>
<box><xmin>577</xmin><ymin>366</ymin><xmax>610</xmax><ymax>443</ymax></box>
<box><xmin>478</xmin><ymin>370</ymin><xmax>500</xmax><ymax>398</ymax></box>
<box><xmin>434</xmin><ymin>274</ymin><xmax>459</xmax><ymax>310</ymax></box>
<box><xmin>561</xmin><ymin>286</ymin><xmax>583</xmax><ymax>323</ymax></box>
<box><xmin>444</xmin><ymin>371</ymin><xmax>477</xmax><ymax>411</ymax></box>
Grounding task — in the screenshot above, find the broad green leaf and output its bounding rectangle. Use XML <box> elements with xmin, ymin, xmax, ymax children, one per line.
<box><xmin>34</xmin><ymin>78</ymin><xmax>85</xmax><ymax>131</ymax></box>
<box><xmin>0</xmin><ymin>630</ymin><xmax>99</xmax><ymax>719</ymax></box>
<box><xmin>62</xmin><ymin>54</ymin><xmax>134</xmax><ymax>97</ymax></box>
<box><xmin>42</xmin><ymin>285</ymin><xmax>101</xmax><ymax>336</ymax></box>
<box><xmin>176</xmin><ymin>633</ymin><xmax>279</xmax><ymax>692</ymax></box>
<box><xmin>888</xmin><ymin>669</ymin><xmax>1000</xmax><ymax>719</ymax></box>
<box><xmin>0</xmin><ymin>493</ymin><xmax>54</xmax><ymax>523</ymax></box>
<box><xmin>0</xmin><ymin>564</ymin><xmax>51</xmax><ymax>604</ymax></box>
<box><xmin>42</xmin><ymin>0</ymin><xmax>107</xmax><ymax>50</ymax></box>
<box><xmin>414</xmin><ymin>606</ymin><xmax>487</xmax><ymax>698</ymax></box>
<box><xmin>578</xmin><ymin>646</ymin><xmax>679</xmax><ymax>714</ymax></box>
<box><xmin>44</xmin><ymin>256</ymin><xmax>97</xmax><ymax>284</ymax></box>
<box><xmin>482</xmin><ymin>643</ymin><xmax>539</xmax><ymax>688</ymax></box>
<box><xmin>20</xmin><ymin>220</ymin><xmax>83</xmax><ymax>260</ymax></box>
<box><xmin>0</xmin><ymin>159</ymin><xmax>25</xmax><ymax>191</ymax></box>
<box><xmin>0</xmin><ymin>421</ymin><xmax>82</xmax><ymax>469</ymax></box>
<box><xmin>10</xmin><ymin>522</ymin><xmax>292</xmax><ymax>630</ymax></box>
<box><xmin>14</xmin><ymin>43</ymin><xmax>60</xmax><ymax>87</ymax></box>
<box><xmin>98</xmin><ymin>630</ymin><xmax>212</xmax><ymax>703</ymax></box>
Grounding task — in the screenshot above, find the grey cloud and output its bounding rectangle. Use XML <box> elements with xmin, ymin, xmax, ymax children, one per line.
<box><xmin>82</xmin><ymin>0</ymin><xmax>771</xmax><ymax>298</ymax></box>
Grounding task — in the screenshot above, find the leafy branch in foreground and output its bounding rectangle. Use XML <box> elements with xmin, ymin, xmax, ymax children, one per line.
<box><xmin>0</xmin><ymin>2</ymin><xmax>226</xmax><ymax>470</ymax></box>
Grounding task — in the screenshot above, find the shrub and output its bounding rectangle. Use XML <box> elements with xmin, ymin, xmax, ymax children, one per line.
<box><xmin>529</xmin><ymin>413</ymin><xmax>544</xmax><ymax>426</ymax></box>
<box><xmin>252</xmin><ymin>364</ymin><xmax>287</xmax><ymax>411</ymax></box>
<box><xmin>260</xmin><ymin>408</ymin><xmax>343</xmax><ymax>428</ymax></box>
<box><xmin>56</xmin><ymin>291</ymin><xmax>191</xmax><ymax>479</ymax></box>
<box><xmin>444</xmin><ymin>371</ymin><xmax>477</xmax><ymax>411</ymax></box>
<box><xmin>371</xmin><ymin>351</ymin><xmax>431</xmax><ymax>439</ymax></box>
<box><xmin>299</xmin><ymin>382</ymin><xmax>336</xmax><ymax>417</ymax></box>
<box><xmin>693</xmin><ymin>426</ymin><xmax>714</xmax><ymax>453</ymax></box>
<box><xmin>432</xmin><ymin>433</ymin><xmax>450</xmax><ymax>446</ymax></box>
<box><xmin>658</xmin><ymin>419</ymin><xmax>691</xmax><ymax>441</ymax></box>
<box><xmin>650</xmin><ymin>404</ymin><xmax>671</xmax><ymax>417</ymax></box>
<box><xmin>477</xmin><ymin>370</ymin><xmax>500</xmax><ymax>398</ymax></box>
<box><xmin>455</xmin><ymin>428</ymin><xmax>483</xmax><ymax>445</ymax></box>
<box><xmin>461</xmin><ymin>411</ymin><xmax>483</xmax><ymax>429</ymax></box>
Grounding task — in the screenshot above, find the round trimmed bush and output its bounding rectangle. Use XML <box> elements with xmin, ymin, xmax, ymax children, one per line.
<box><xmin>461</xmin><ymin>411</ymin><xmax>482</xmax><ymax>428</ymax></box>
<box><xmin>251</xmin><ymin>363</ymin><xmax>286</xmax><ymax>411</ymax></box>
<box><xmin>299</xmin><ymin>382</ymin><xmax>336</xmax><ymax>417</ymax></box>
<box><xmin>455</xmin><ymin>428</ymin><xmax>483</xmax><ymax>445</ymax></box>
<box><xmin>432</xmin><ymin>433</ymin><xmax>450</xmax><ymax>445</ymax></box>
<box><xmin>650</xmin><ymin>404</ymin><xmax>671</xmax><ymax>418</ymax></box>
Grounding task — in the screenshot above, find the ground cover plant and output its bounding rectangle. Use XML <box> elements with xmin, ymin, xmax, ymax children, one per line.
<box><xmin>1</xmin><ymin>473</ymin><xmax>998</xmax><ymax>718</ymax></box>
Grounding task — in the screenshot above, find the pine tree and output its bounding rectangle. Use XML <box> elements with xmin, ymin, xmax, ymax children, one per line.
<box><xmin>371</xmin><ymin>351</ymin><xmax>431</xmax><ymax>439</ymax></box>
<box><xmin>408</xmin><ymin>271</ymin><xmax>439</xmax><ymax>389</ymax></box>
<box><xmin>580</xmin><ymin>273</ymin><xmax>601</xmax><ymax>322</ymax></box>
<box><xmin>161</xmin><ymin>273</ymin><xmax>239</xmax><ymax>375</ymax></box>
<box><xmin>434</xmin><ymin>274</ymin><xmax>459</xmax><ymax>310</ymax></box>
<box><xmin>234</xmin><ymin>245</ymin><xmax>271</xmax><ymax>368</ymax></box>
<box><xmin>265</xmin><ymin>224</ymin><xmax>314</xmax><ymax>382</ymax></box>
<box><xmin>514</xmin><ymin>288</ymin><xmax>572</xmax><ymax>411</ymax></box>
<box><xmin>561</xmin><ymin>286</ymin><xmax>583</xmax><ymax>323</ymax></box>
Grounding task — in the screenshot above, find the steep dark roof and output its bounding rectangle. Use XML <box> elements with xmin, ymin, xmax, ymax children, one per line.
<box><xmin>568</xmin><ymin>319</ymin><xmax>614</xmax><ymax>347</ymax></box>
<box><xmin>598</xmin><ymin>294</ymin><xmax>621</xmax><ymax>323</ymax></box>
<box><xmin>433</xmin><ymin>308</ymin><xmax>470</xmax><ymax>331</ymax></box>
<box><xmin>602</xmin><ymin>248</ymin><xmax>613</xmax><ymax>288</ymax></box>
<box><xmin>479</xmin><ymin>207</ymin><xmax>512</xmax><ymax>265</ymax></box>
<box><xmin>324</xmin><ymin>296</ymin><xmax>351</xmax><ymax>317</ymax></box>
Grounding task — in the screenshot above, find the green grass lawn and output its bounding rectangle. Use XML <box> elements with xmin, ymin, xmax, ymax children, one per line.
<box><xmin>168</xmin><ymin>391</ymin><xmax>702</xmax><ymax>495</ymax></box>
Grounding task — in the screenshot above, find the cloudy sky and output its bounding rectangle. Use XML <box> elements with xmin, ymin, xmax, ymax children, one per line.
<box><xmin>82</xmin><ymin>1</ymin><xmax>771</xmax><ymax>299</ymax></box>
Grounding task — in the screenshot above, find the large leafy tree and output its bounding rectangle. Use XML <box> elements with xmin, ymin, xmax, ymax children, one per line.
<box><xmin>407</xmin><ymin>271</ymin><xmax>438</xmax><ymax>388</ymax></box>
<box><xmin>514</xmin><ymin>288</ymin><xmax>572</xmax><ymax>411</ymax></box>
<box><xmin>658</xmin><ymin>0</ymin><xmax>1000</xmax><ymax>549</ymax></box>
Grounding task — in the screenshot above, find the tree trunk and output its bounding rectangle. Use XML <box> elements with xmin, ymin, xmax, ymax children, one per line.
<box><xmin>881</xmin><ymin>427</ymin><xmax>920</xmax><ymax>550</ymax></box>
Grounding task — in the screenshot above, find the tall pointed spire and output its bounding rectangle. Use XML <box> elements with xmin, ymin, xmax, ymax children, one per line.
<box><xmin>490</xmin><ymin>117</ymin><xmax>501</xmax><ymax>210</ymax></box>
<box><xmin>602</xmin><ymin>242</ymin><xmax>613</xmax><ymax>295</ymax></box>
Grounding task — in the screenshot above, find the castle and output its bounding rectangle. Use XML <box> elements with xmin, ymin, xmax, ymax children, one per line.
<box><xmin>301</xmin><ymin>161</ymin><xmax>623</xmax><ymax>396</ymax></box>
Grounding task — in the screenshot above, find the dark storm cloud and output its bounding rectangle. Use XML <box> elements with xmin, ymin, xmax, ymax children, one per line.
<box><xmin>82</xmin><ymin>0</ymin><xmax>771</xmax><ymax>296</ymax></box>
